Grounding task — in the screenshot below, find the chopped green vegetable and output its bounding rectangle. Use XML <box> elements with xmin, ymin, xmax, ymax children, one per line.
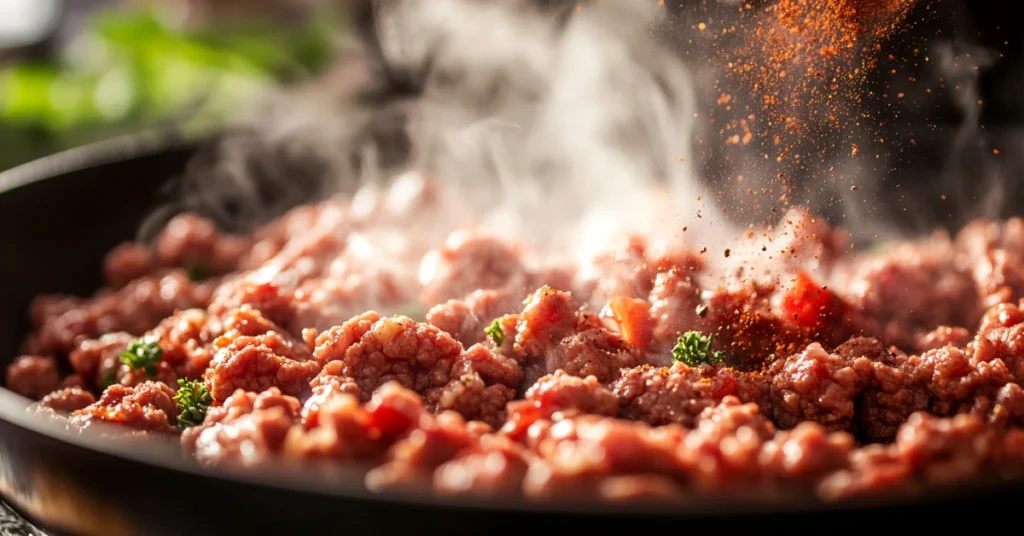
<box><xmin>184</xmin><ymin>261</ymin><xmax>214</xmax><ymax>282</ymax></box>
<box><xmin>484</xmin><ymin>319</ymin><xmax>506</xmax><ymax>347</ymax></box>
<box><xmin>173</xmin><ymin>379</ymin><xmax>212</xmax><ymax>430</ymax></box>
<box><xmin>119</xmin><ymin>337</ymin><xmax>163</xmax><ymax>376</ymax></box>
<box><xmin>0</xmin><ymin>5</ymin><xmax>347</xmax><ymax>170</ymax></box>
<box><xmin>671</xmin><ymin>331</ymin><xmax>725</xmax><ymax>367</ymax></box>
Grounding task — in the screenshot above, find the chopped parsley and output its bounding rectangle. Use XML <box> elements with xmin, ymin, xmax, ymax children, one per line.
<box><xmin>183</xmin><ymin>261</ymin><xmax>214</xmax><ymax>282</ymax></box>
<box><xmin>484</xmin><ymin>319</ymin><xmax>506</xmax><ymax>346</ymax></box>
<box><xmin>173</xmin><ymin>379</ymin><xmax>212</xmax><ymax>430</ymax></box>
<box><xmin>119</xmin><ymin>337</ymin><xmax>163</xmax><ymax>376</ymax></box>
<box><xmin>671</xmin><ymin>331</ymin><xmax>725</xmax><ymax>367</ymax></box>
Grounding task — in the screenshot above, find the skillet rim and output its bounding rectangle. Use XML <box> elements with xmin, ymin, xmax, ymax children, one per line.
<box><xmin>1</xmin><ymin>134</ymin><xmax>1023</xmax><ymax>521</ymax></box>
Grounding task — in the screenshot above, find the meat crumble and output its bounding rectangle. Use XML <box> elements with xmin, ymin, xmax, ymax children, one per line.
<box><xmin>9</xmin><ymin>174</ymin><xmax>1024</xmax><ymax>504</ymax></box>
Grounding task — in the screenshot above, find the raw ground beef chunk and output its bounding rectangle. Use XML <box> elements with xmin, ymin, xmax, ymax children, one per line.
<box><xmin>12</xmin><ymin>185</ymin><xmax>1024</xmax><ymax>505</ymax></box>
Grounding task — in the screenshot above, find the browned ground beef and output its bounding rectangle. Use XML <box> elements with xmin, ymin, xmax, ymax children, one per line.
<box><xmin>10</xmin><ymin>179</ymin><xmax>1024</xmax><ymax>503</ymax></box>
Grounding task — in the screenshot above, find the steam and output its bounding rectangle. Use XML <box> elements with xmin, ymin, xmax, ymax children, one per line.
<box><xmin>376</xmin><ymin>0</ymin><xmax>719</xmax><ymax>263</ymax></box>
<box><xmin>150</xmin><ymin>0</ymin><xmax>1014</xmax><ymax>277</ymax></box>
<box><xmin>149</xmin><ymin>0</ymin><xmax>728</xmax><ymax>268</ymax></box>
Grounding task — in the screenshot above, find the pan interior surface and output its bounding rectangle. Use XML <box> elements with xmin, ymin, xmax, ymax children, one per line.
<box><xmin>1</xmin><ymin>139</ymin><xmax>1024</xmax><ymax>534</ymax></box>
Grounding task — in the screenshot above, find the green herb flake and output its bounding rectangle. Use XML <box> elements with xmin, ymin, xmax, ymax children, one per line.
<box><xmin>119</xmin><ymin>337</ymin><xmax>163</xmax><ymax>376</ymax></box>
<box><xmin>173</xmin><ymin>378</ymin><xmax>212</xmax><ymax>430</ymax></box>
<box><xmin>183</xmin><ymin>261</ymin><xmax>214</xmax><ymax>282</ymax></box>
<box><xmin>671</xmin><ymin>331</ymin><xmax>725</xmax><ymax>367</ymax></box>
<box><xmin>484</xmin><ymin>319</ymin><xmax>506</xmax><ymax>347</ymax></box>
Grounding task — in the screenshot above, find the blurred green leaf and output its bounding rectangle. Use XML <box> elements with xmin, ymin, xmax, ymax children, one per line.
<box><xmin>0</xmin><ymin>4</ymin><xmax>346</xmax><ymax>170</ymax></box>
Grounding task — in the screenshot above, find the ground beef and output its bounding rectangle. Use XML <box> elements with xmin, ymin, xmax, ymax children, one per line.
<box><xmin>854</xmin><ymin>357</ymin><xmax>929</xmax><ymax>443</ymax></box>
<box><xmin>365</xmin><ymin>410</ymin><xmax>477</xmax><ymax>492</ymax></box>
<box><xmin>433</xmin><ymin>435</ymin><xmax>530</xmax><ymax>497</ymax></box>
<box><xmin>902</xmin><ymin>345</ymin><xmax>1013</xmax><ymax>416</ymax></box>
<box><xmin>678</xmin><ymin>397</ymin><xmax>777</xmax><ymax>490</ymax></box>
<box><xmin>647</xmin><ymin>267</ymin><xmax>702</xmax><ymax>353</ymax></box>
<box><xmin>819</xmin><ymin>412</ymin><xmax>995</xmax><ymax>499</ymax></box>
<box><xmin>502</xmin><ymin>370</ymin><xmax>619</xmax><ymax>440</ymax></box>
<box><xmin>986</xmin><ymin>382</ymin><xmax>1024</xmax><ymax>426</ymax></box>
<box><xmin>68</xmin><ymin>332</ymin><xmax>135</xmax><ymax>389</ymax></box>
<box><xmin>419</xmin><ymin>232</ymin><xmax>527</xmax><ymax>305</ymax></box>
<box><xmin>917</xmin><ymin>325</ymin><xmax>972</xmax><ymax>351</ymax></box>
<box><xmin>522</xmin><ymin>415</ymin><xmax>688</xmax><ymax>499</ymax></box>
<box><xmin>427</xmin><ymin>288</ymin><xmax>523</xmax><ymax>347</ymax></box>
<box><xmin>312</xmin><ymin>311</ymin><xmax>382</xmax><ymax>366</ymax></box>
<box><xmin>612</xmin><ymin>363</ymin><xmax>767</xmax><ymax>428</ymax></box>
<box><xmin>25</xmin><ymin>270</ymin><xmax>210</xmax><ymax>357</ymax></box>
<box><xmin>5</xmin><ymin>356</ymin><xmax>60</xmax><ymax>400</ymax></box>
<box><xmin>103</xmin><ymin>243</ymin><xmax>156</xmax><ymax>288</ymax></box>
<box><xmin>767</xmin><ymin>342</ymin><xmax>873</xmax><ymax>432</ymax></box>
<box><xmin>39</xmin><ymin>387</ymin><xmax>96</xmax><ymax>412</ymax></box>
<box><xmin>61</xmin><ymin>374</ymin><xmax>90</xmax><ymax>390</ymax></box>
<box><xmin>150</xmin><ymin>309</ymin><xmax>219</xmax><ymax>381</ymax></box>
<box><xmin>286</xmin><ymin>381</ymin><xmax>424</xmax><ymax>460</ymax></box>
<box><xmin>698</xmin><ymin>283</ymin><xmax>798</xmax><ymax>370</ymax></box>
<box><xmin>575</xmin><ymin>235</ymin><xmax>704</xmax><ymax>308</ymax></box>
<box><xmin>291</xmin><ymin>272</ymin><xmax>409</xmax><ymax>333</ymax></box>
<box><xmin>152</xmin><ymin>213</ymin><xmax>251</xmax><ymax>275</ymax></box>
<box><xmin>187</xmin><ymin>388</ymin><xmax>301</xmax><ymax>467</ymax></box>
<box><xmin>219</xmin><ymin>306</ymin><xmax>312</xmax><ymax>361</ymax></box>
<box><xmin>759</xmin><ymin>422</ymin><xmax>853</xmax><ymax>481</ymax></box>
<box><xmin>424</xmin><ymin>344</ymin><xmax>521</xmax><ymax>428</ymax></box>
<box><xmin>207</xmin><ymin>279</ymin><xmax>297</xmax><ymax>330</ymax></box>
<box><xmin>973</xmin><ymin>301</ymin><xmax>1024</xmax><ymax>382</ymax></box>
<box><xmin>302</xmin><ymin>366</ymin><xmax>361</xmax><ymax>426</ymax></box>
<box><xmin>70</xmin><ymin>381</ymin><xmax>178</xmax><ymax>434</ymax></box>
<box><xmin>205</xmin><ymin>331</ymin><xmax>321</xmax><ymax>402</ymax></box>
<box><xmin>841</xmin><ymin>236</ymin><xmax>981</xmax><ymax>352</ymax></box>
<box><xmin>525</xmin><ymin>370</ymin><xmax>619</xmax><ymax>417</ymax></box>
<box><xmin>956</xmin><ymin>218</ymin><xmax>1024</xmax><ymax>307</ymax></box>
<box><xmin>545</xmin><ymin>326</ymin><xmax>640</xmax><ymax>384</ymax></box>
<box><xmin>513</xmin><ymin>286</ymin><xmax>577</xmax><ymax>359</ymax></box>
<box><xmin>311</xmin><ymin>314</ymin><xmax>462</xmax><ymax>400</ymax></box>
<box><xmin>16</xmin><ymin>196</ymin><xmax>1024</xmax><ymax>506</ymax></box>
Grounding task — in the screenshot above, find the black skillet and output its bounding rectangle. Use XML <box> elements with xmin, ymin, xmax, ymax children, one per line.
<box><xmin>4</xmin><ymin>0</ymin><xmax>1024</xmax><ymax>532</ymax></box>
<box><xmin>1</xmin><ymin>132</ymin><xmax>1024</xmax><ymax>536</ymax></box>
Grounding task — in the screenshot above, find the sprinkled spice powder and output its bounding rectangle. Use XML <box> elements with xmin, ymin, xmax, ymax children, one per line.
<box><xmin>721</xmin><ymin>0</ymin><xmax>917</xmax><ymax>152</ymax></box>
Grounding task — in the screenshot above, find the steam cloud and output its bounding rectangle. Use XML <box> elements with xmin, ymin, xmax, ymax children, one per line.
<box><xmin>151</xmin><ymin>0</ymin><xmax>1012</xmax><ymax>263</ymax></box>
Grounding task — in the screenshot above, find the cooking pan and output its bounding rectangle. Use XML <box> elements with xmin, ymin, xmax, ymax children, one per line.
<box><xmin>1</xmin><ymin>133</ymin><xmax>1023</xmax><ymax>535</ymax></box>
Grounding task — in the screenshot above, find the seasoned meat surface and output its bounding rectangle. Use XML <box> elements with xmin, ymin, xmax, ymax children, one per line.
<box><xmin>10</xmin><ymin>182</ymin><xmax>1024</xmax><ymax>505</ymax></box>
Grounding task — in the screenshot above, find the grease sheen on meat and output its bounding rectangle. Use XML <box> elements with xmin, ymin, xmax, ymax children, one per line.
<box><xmin>9</xmin><ymin>176</ymin><xmax>1024</xmax><ymax>504</ymax></box>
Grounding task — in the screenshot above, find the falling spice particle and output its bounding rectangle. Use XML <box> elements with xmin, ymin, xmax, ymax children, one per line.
<box><xmin>696</xmin><ymin>304</ymin><xmax>709</xmax><ymax>318</ymax></box>
<box><xmin>851</xmin><ymin>144</ymin><xmax>860</xmax><ymax>156</ymax></box>
<box><xmin>850</xmin><ymin>185</ymin><xmax>858</xmax><ymax>191</ymax></box>
<box><xmin>698</xmin><ymin>22</ymin><xmax>707</xmax><ymax>31</ymax></box>
<box><xmin>940</xmin><ymin>194</ymin><xmax>947</xmax><ymax>200</ymax></box>
<box><xmin>724</xmin><ymin>249</ymin><xmax>732</xmax><ymax>258</ymax></box>
<box><xmin>994</xmin><ymin>149</ymin><xmax>1001</xmax><ymax>155</ymax></box>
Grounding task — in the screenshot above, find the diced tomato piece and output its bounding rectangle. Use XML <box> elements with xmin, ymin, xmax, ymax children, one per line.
<box><xmin>366</xmin><ymin>399</ymin><xmax>419</xmax><ymax>441</ymax></box>
<box><xmin>710</xmin><ymin>374</ymin><xmax>736</xmax><ymax>399</ymax></box>
<box><xmin>780</xmin><ymin>270</ymin><xmax>847</xmax><ymax>332</ymax></box>
<box><xmin>500</xmin><ymin>400</ymin><xmax>542</xmax><ymax>442</ymax></box>
<box><xmin>607</xmin><ymin>297</ymin><xmax>655</xmax><ymax>351</ymax></box>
